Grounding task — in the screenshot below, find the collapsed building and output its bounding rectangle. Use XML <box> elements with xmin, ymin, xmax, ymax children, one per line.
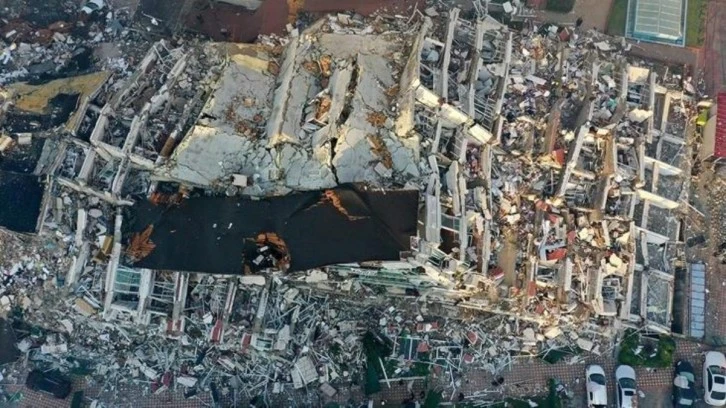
<box><xmin>0</xmin><ymin>3</ymin><xmax>700</xmax><ymax>404</ymax></box>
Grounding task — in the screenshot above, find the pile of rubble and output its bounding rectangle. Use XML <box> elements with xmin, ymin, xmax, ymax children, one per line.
<box><xmin>0</xmin><ymin>0</ymin><xmax>702</xmax><ymax>405</ymax></box>
<box><xmin>0</xmin><ymin>0</ymin><xmax>142</xmax><ymax>85</ymax></box>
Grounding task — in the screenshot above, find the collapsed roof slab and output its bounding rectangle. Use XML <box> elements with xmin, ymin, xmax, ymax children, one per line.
<box><xmin>160</xmin><ymin>27</ymin><xmax>426</xmax><ymax>192</ymax></box>
<box><xmin>197</xmin><ymin>45</ymin><xmax>276</xmax><ymax>136</ymax></box>
<box><xmin>313</xmin><ymin>32</ymin><xmax>423</xmax><ymax>181</ymax></box>
<box><xmin>126</xmin><ymin>185</ymin><xmax>419</xmax><ymax>274</ymax></box>
<box><xmin>266</xmin><ymin>34</ymin><xmax>307</xmax><ymax>148</ymax></box>
<box><xmin>160</xmin><ymin>125</ymin><xmax>279</xmax><ymax>188</ymax></box>
<box><xmin>333</xmin><ymin>53</ymin><xmax>420</xmax><ymax>183</ymax></box>
<box><xmin>156</xmin><ymin>44</ymin><xmax>336</xmax><ymax>191</ymax></box>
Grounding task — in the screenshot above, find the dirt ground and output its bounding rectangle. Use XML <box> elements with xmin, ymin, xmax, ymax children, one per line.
<box><xmin>627</xmin><ymin>41</ymin><xmax>701</xmax><ymax>68</ymax></box>
<box><xmin>535</xmin><ymin>0</ymin><xmax>614</xmax><ymax>31</ymax></box>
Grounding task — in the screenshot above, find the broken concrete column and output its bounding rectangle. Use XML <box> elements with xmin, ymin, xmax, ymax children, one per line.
<box><xmin>439</xmin><ymin>8</ymin><xmax>460</xmax><ymax>99</ymax></box>
<box><xmin>591</xmin><ymin>61</ymin><xmax>600</xmax><ymax>87</ymax></box>
<box><xmin>121</xmin><ymin>107</ymin><xmax>150</xmax><ymax>154</ymax></box>
<box><xmin>167</xmin><ymin>272</ymin><xmax>189</xmax><ymax>336</ymax></box>
<box><xmin>210</xmin><ymin>279</ymin><xmax>238</xmax><ymax>343</ymax></box>
<box><xmin>555</xmin><ymin>126</ymin><xmax>588</xmax><ymax>197</ymax></box>
<box><xmin>646</xmin><ymin>72</ymin><xmax>657</xmax><ymax>143</ymax></box>
<box><xmin>75</xmin><ymin>209</ymin><xmax>87</xmax><ymax>247</ymax></box>
<box><xmin>395</xmin><ymin>17</ymin><xmax>432</xmax><ymax>137</ymax></box>
<box><xmin>111</xmin><ymin>158</ymin><xmax>130</xmax><ymax>196</ymax></box>
<box><xmin>253</xmin><ymin>286</ymin><xmax>269</xmax><ymax>332</ymax></box>
<box><xmin>424</xmin><ymin>165</ymin><xmax>442</xmax><ymax>245</ymax></box>
<box><xmin>620</xmin><ymin>64</ymin><xmax>629</xmax><ymax>101</ymax></box>
<box><xmin>103</xmin><ymin>211</ymin><xmax>124</xmax><ymax>314</ymax></box>
<box><xmin>67</xmin><ymin>242</ymin><xmax>90</xmax><ymax>287</ymax></box>
<box><xmin>77</xmin><ymin>149</ymin><xmax>97</xmax><ymax>186</ymax></box>
<box><xmin>135</xmin><ymin>269</ymin><xmax>154</xmax><ymax>324</ymax></box>
<box><xmin>660</xmin><ymin>92</ymin><xmax>672</xmax><ymax>132</ymax></box>
<box><xmin>621</xmin><ymin>260</ymin><xmax>636</xmax><ymax>320</ymax></box>
<box><xmin>265</xmin><ymin>33</ymin><xmax>301</xmax><ymax>148</ymax></box>
<box><xmin>56</xmin><ymin>177</ymin><xmax>135</xmax><ymax>206</ymax></box>
<box><xmin>462</xmin><ymin>19</ymin><xmax>487</xmax><ymax>117</ymax></box>
<box><xmin>128</xmin><ymin>154</ymin><xmax>155</xmax><ymax>170</ymax></box>
<box><xmin>89</xmin><ymin>105</ymin><xmax>111</xmax><ymax>146</ymax></box>
<box><xmin>492</xmin><ymin>33</ymin><xmax>512</xmax><ymax>119</ymax></box>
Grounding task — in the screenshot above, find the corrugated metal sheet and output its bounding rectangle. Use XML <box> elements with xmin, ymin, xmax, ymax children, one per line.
<box><xmin>689</xmin><ymin>263</ymin><xmax>706</xmax><ymax>338</ymax></box>
<box><xmin>715</xmin><ymin>92</ymin><xmax>726</xmax><ymax>158</ymax></box>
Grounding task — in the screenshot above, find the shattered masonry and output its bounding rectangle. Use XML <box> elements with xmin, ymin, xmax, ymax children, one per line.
<box><xmin>0</xmin><ymin>2</ymin><xmax>701</xmax><ymax>406</ymax></box>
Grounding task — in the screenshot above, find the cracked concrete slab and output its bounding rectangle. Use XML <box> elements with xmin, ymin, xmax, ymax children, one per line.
<box><xmin>157</xmin><ymin>26</ymin><xmax>422</xmax><ymax>194</ymax></box>
<box><xmin>163</xmin><ymin>125</ymin><xmax>275</xmax><ymax>188</ymax></box>
<box><xmin>202</xmin><ymin>46</ymin><xmax>276</xmax><ymax>134</ymax></box>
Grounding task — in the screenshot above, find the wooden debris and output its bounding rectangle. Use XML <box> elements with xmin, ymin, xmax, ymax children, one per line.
<box><xmin>267</xmin><ymin>61</ymin><xmax>280</xmax><ymax>75</ymax></box>
<box><xmin>316</xmin><ymin>96</ymin><xmax>332</xmax><ymax>121</ymax></box>
<box><xmin>321</xmin><ymin>190</ymin><xmax>366</xmax><ymax>221</ymax></box>
<box><xmin>367</xmin><ymin>111</ymin><xmax>387</xmax><ymax>127</ymax></box>
<box><xmin>149</xmin><ymin>191</ymin><xmax>184</xmax><ymax>206</ymax></box>
<box><xmin>318</xmin><ymin>55</ymin><xmax>332</xmax><ymax>77</ymax></box>
<box><xmin>367</xmin><ymin>133</ymin><xmax>393</xmax><ymax>169</ymax></box>
<box><xmin>303</xmin><ymin>60</ymin><xmax>319</xmax><ymax>74</ymax></box>
<box><xmin>126</xmin><ymin>225</ymin><xmax>156</xmax><ymax>261</ymax></box>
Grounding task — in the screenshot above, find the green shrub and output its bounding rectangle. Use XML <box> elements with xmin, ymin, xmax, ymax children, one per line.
<box><xmin>545</xmin><ymin>0</ymin><xmax>576</xmax><ymax>13</ymax></box>
<box><xmin>424</xmin><ymin>391</ymin><xmax>442</xmax><ymax>408</ymax></box>
<box><xmin>362</xmin><ymin>331</ymin><xmax>392</xmax><ymax>377</ymax></box>
<box><xmin>546</xmin><ymin>378</ymin><xmax>564</xmax><ymax>408</ymax></box>
<box><xmin>618</xmin><ymin>329</ymin><xmax>676</xmax><ymax>368</ymax></box>
<box><xmin>364</xmin><ymin>363</ymin><xmax>381</xmax><ymax>395</ymax></box>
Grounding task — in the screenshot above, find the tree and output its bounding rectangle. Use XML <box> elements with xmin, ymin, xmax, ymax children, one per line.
<box><xmin>424</xmin><ymin>390</ymin><xmax>442</xmax><ymax>408</ymax></box>
<box><xmin>364</xmin><ymin>363</ymin><xmax>381</xmax><ymax>395</ymax></box>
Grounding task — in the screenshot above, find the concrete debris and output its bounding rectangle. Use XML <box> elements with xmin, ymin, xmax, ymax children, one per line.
<box><xmin>0</xmin><ymin>0</ymin><xmax>700</xmax><ymax>406</ymax></box>
<box><xmin>319</xmin><ymin>382</ymin><xmax>337</xmax><ymax>397</ymax></box>
<box><xmin>176</xmin><ymin>376</ymin><xmax>198</xmax><ymax>388</ymax></box>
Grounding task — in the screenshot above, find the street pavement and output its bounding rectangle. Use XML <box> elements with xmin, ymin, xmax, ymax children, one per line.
<box><xmin>703</xmin><ymin>0</ymin><xmax>726</xmax><ymax>94</ymax></box>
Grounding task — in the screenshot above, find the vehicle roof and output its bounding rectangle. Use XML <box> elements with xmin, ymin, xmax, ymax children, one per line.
<box><xmin>620</xmin><ymin>393</ymin><xmax>635</xmax><ymax>408</ymax></box>
<box><xmin>674</xmin><ymin>389</ymin><xmax>696</xmax><ymax>408</ymax></box>
<box><xmin>675</xmin><ymin>380</ymin><xmax>696</xmax><ymax>392</ymax></box>
<box><xmin>676</xmin><ymin>360</ymin><xmax>695</xmax><ymax>374</ymax></box>
<box><xmin>675</xmin><ymin>372</ymin><xmax>695</xmax><ymax>388</ymax></box>
<box><xmin>675</xmin><ymin>383</ymin><xmax>697</xmax><ymax>399</ymax></box>
<box><xmin>706</xmin><ymin>351</ymin><xmax>726</xmax><ymax>366</ymax></box>
<box><xmin>616</xmin><ymin>365</ymin><xmax>636</xmax><ymax>380</ymax></box>
<box><xmin>587</xmin><ymin>365</ymin><xmax>606</xmax><ymax>376</ymax></box>
<box><xmin>712</xmin><ymin>379</ymin><xmax>726</xmax><ymax>393</ymax></box>
<box><xmin>589</xmin><ymin>384</ymin><xmax>608</xmax><ymax>404</ymax></box>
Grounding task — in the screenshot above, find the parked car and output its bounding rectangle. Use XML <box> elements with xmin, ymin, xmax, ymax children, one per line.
<box><xmin>672</xmin><ymin>360</ymin><xmax>697</xmax><ymax>407</ymax></box>
<box><xmin>586</xmin><ymin>365</ymin><xmax>608</xmax><ymax>408</ymax></box>
<box><xmin>81</xmin><ymin>0</ymin><xmax>105</xmax><ymax>14</ymax></box>
<box><xmin>704</xmin><ymin>351</ymin><xmax>726</xmax><ymax>406</ymax></box>
<box><xmin>615</xmin><ymin>365</ymin><xmax>638</xmax><ymax>408</ymax></box>
<box><xmin>25</xmin><ymin>369</ymin><xmax>72</xmax><ymax>399</ymax></box>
